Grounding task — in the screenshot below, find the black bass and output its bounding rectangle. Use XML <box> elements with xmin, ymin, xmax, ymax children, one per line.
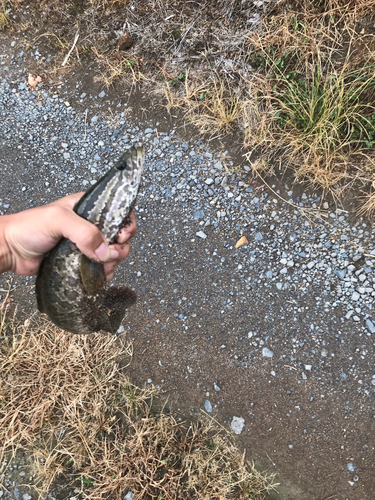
<box><xmin>36</xmin><ymin>146</ymin><xmax>144</xmax><ymax>334</ymax></box>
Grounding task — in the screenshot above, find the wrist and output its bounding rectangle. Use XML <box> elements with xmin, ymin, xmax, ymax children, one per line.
<box><xmin>0</xmin><ymin>215</ymin><xmax>13</xmax><ymax>274</ymax></box>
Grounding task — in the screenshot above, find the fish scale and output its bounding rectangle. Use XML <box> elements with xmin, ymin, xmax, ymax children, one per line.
<box><xmin>36</xmin><ymin>146</ymin><xmax>145</xmax><ymax>334</ymax></box>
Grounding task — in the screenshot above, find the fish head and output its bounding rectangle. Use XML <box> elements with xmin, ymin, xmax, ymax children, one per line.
<box><xmin>116</xmin><ymin>146</ymin><xmax>144</xmax><ymax>173</ymax></box>
<box><xmin>75</xmin><ymin>146</ymin><xmax>145</xmax><ymax>240</ymax></box>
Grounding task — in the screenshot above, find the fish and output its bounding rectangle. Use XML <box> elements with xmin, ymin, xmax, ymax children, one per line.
<box><xmin>35</xmin><ymin>146</ymin><xmax>145</xmax><ymax>335</ymax></box>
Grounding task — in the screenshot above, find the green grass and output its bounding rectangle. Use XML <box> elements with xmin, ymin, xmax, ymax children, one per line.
<box><xmin>273</xmin><ymin>66</ymin><xmax>375</xmax><ymax>155</ymax></box>
<box><xmin>244</xmin><ymin>0</ymin><xmax>375</xmax><ymax>198</ymax></box>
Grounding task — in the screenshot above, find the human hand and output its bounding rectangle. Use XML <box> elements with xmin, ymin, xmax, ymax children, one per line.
<box><xmin>0</xmin><ymin>193</ymin><xmax>137</xmax><ymax>280</ymax></box>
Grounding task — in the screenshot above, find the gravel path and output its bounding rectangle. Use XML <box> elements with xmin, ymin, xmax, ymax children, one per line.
<box><xmin>0</xmin><ymin>34</ymin><xmax>374</xmax><ymax>500</ymax></box>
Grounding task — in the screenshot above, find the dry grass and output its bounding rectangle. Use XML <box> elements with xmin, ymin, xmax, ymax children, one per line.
<box><xmin>0</xmin><ymin>2</ymin><xmax>9</xmax><ymax>30</ymax></box>
<box><xmin>164</xmin><ymin>72</ymin><xmax>243</xmax><ymax>134</ymax></box>
<box><xmin>0</xmin><ymin>305</ymin><xmax>274</xmax><ymax>500</ymax></box>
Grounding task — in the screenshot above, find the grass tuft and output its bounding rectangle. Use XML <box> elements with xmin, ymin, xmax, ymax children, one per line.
<box><xmin>0</xmin><ymin>307</ymin><xmax>274</xmax><ymax>500</ymax></box>
<box><xmin>245</xmin><ymin>63</ymin><xmax>375</xmax><ymax>190</ymax></box>
<box><xmin>244</xmin><ymin>1</ymin><xmax>375</xmax><ymax>208</ymax></box>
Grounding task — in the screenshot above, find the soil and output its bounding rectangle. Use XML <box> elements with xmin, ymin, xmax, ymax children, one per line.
<box><xmin>1</xmin><ymin>29</ymin><xmax>375</xmax><ymax>500</ymax></box>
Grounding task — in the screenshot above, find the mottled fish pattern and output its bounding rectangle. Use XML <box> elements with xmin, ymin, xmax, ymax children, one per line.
<box><xmin>36</xmin><ymin>146</ymin><xmax>144</xmax><ymax>334</ymax></box>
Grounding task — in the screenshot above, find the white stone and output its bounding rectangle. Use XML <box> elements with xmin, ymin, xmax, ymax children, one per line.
<box><xmin>231</xmin><ymin>416</ymin><xmax>245</xmax><ymax>435</ymax></box>
<box><xmin>351</xmin><ymin>292</ymin><xmax>360</xmax><ymax>301</ymax></box>
<box><xmin>196</xmin><ymin>231</ymin><xmax>207</xmax><ymax>239</ymax></box>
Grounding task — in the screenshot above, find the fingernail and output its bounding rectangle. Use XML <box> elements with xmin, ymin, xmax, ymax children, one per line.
<box><xmin>95</xmin><ymin>242</ymin><xmax>119</xmax><ymax>261</ymax></box>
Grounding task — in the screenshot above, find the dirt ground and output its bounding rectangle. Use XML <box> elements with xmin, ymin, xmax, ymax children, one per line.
<box><xmin>1</xmin><ymin>28</ymin><xmax>375</xmax><ymax>500</ymax></box>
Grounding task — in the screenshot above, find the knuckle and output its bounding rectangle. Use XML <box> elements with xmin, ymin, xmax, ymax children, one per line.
<box><xmin>49</xmin><ymin>205</ymin><xmax>65</xmax><ymax>219</ymax></box>
<box><xmin>82</xmin><ymin>224</ymin><xmax>102</xmax><ymax>246</ymax></box>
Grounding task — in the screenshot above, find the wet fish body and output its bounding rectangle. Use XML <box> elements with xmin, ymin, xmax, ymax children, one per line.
<box><xmin>36</xmin><ymin>146</ymin><xmax>145</xmax><ymax>334</ymax></box>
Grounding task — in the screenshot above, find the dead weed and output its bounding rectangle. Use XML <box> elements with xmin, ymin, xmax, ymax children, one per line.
<box><xmin>0</xmin><ymin>2</ymin><xmax>9</xmax><ymax>30</ymax></box>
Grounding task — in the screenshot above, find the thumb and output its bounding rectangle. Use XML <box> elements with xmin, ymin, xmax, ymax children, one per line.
<box><xmin>53</xmin><ymin>207</ymin><xmax>118</xmax><ymax>262</ymax></box>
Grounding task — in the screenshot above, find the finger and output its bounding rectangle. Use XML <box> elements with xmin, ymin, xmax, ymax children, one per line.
<box><xmin>128</xmin><ymin>211</ymin><xmax>137</xmax><ymax>237</ymax></box>
<box><xmin>117</xmin><ymin>212</ymin><xmax>137</xmax><ymax>243</ymax></box>
<box><xmin>116</xmin><ymin>229</ymin><xmax>133</xmax><ymax>245</ymax></box>
<box><xmin>50</xmin><ymin>193</ymin><xmax>85</xmax><ymax>211</ymax></box>
<box><xmin>108</xmin><ymin>241</ymin><xmax>131</xmax><ymax>262</ymax></box>
<box><xmin>48</xmin><ymin>206</ymin><xmax>118</xmax><ymax>262</ymax></box>
<box><xmin>106</xmin><ymin>272</ymin><xmax>115</xmax><ymax>282</ymax></box>
<box><xmin>103</xmin><ymin>261</ymin><xmax>118</xmax><ymax>276</ymax></box>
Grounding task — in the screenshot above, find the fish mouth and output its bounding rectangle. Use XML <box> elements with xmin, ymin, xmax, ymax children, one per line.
<box><xmin>116</xmin><ymin>146</ymin><xmax>144</xmax><ymax>172</ymax></box>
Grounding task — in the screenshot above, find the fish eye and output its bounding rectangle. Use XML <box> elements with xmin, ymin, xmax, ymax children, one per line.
<box><xmin>117</xmin><ymin>161</ymin><xmax>128</xmax><ymax>171</ymax></box>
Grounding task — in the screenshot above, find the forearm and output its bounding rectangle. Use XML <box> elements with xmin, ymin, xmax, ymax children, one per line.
<box><xmin>0</xmin><ymin>215</ymin><xmax>12</xmax><ymax>274</ymax></box>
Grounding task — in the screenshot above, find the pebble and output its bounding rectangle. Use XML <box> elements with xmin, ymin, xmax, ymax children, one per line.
<box><xmin>204</xmin><ymin>400</ymin><xmax>213</xmax><ymax>413</ymax></box>
<box><xmin>334</xmin><ymin>269</ymin><xmax>347</xmax><ymax>280</ymax></box>
<box><xmin>196</xmin><ymin>231</ymin><xmax>207</xmax><ymax>239</ymax></box>
<box><xmin>231</xmin><ymin>416</ymin><xmax>245</xmax><ymax>434</ymax></box>
<box><xmin>262</xmin><ymin>347</ymin><xmax>274</xmax><ymax>358</ymax></box>
<box><xmin>365</xmin><ymin>319</ymin><xmax>375</xmax><ymax>334</ymax></box>
<box><xmin>194</xmin><ymin>210</ymin><xmax>205</xmax><ymax>219</ymax></box>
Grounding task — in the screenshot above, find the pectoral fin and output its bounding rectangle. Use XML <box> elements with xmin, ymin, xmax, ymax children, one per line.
<box><xmin>83</xmin><ymin>287</ymin><xmax>137</xmax><ymax>334</ymax></box>
<box><xmin>80</xmin><ymin>255</ymin><xmax>106</xmax><ymax>296</ymax></box>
